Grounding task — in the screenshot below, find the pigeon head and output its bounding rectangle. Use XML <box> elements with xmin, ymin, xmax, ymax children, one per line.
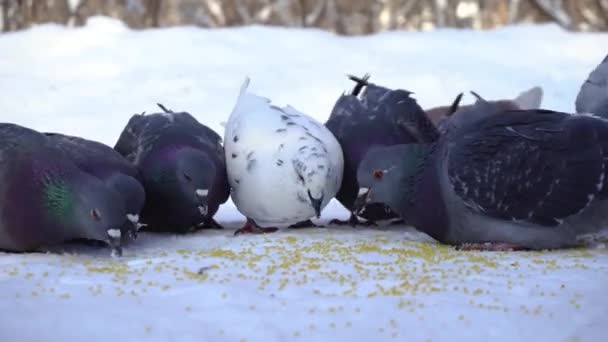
<box><xmin>142</xmin><ymin>145</ymin><xmax>217</xmax><ymax>225</ymax></box>
<box><xmin>26</xmin><ymin>156</ymin><xmax>127</xmax><ymax>255</ymax></box>
<box><xmin>355</xmin><ymin>144</ymin><xmax>432</xmax><ymax>216</ymax></box>
<box><xmin>101</xmin><ymin>172</ymin><xmax>146</xmax><ymax>242</ymax></box>
<box><xmin>65</xmin><ymin>175</ymin><xmax>128</xmax><ymax>255</ymax></box>
<box><xmin>293</xmin><ymin>157</ymin><xmax>329</xmax><ymax>218</ymax></box>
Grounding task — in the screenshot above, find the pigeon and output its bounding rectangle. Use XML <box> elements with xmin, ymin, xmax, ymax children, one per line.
<box><xmin>114</xmin><ymin>104</ymin><xmax>229</xmax><ymax>233</ymax></box>
<box><xmin>355</xmin><ymin>106</ymin><xmax>608</xmax><ymax>250</ymax></box>
<box><xmin>224</xmin><ymin>78</ymin><xmax>343</xmax><ymax>234</ymax></box>
<box><xmin>576</xmin><ymin>54</ymin><xmax>608</xmax><ymax>117</ymax></box>
<box><xmin>325</xmin><ymin>74</ymin><xmax>439</xmax><ymax>226</ymax></box>
<box><xmin>0</xmin><ymin>123</ymin><xmax>126</xmax><ymax>255</ymax></box>
<box><xmin>426</xmin><ymin>86</ymin><xmax>544</xmax><ymax>131</ymax></box>
<box><xmin>44</xmin><ymin>132</ymin><xmax>145</xmax><ymax>243</ymax></box>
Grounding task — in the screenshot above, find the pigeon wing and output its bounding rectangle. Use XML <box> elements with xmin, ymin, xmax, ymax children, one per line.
<box><xmin>448</xmin><ymin>109</ymin><xmax>605</xmax><ymax>226</ymax></box>
<box><xmin>377</xmin><ymin>89</ymin><xmax>439</xmax><ymax>144</ymax></box>
<box><xmin>325</xmin><ymin>94</ymin><xmax>367</xmax><ymax>140</ymax></box>
<box><xmin>46</xmin><ymin>132</ymin><xmax>140</xmax><ymax>179</ymax></box>
<box><xmin>114</xmin><ymin>113</ymin><xmax>147</xmax><ymax>161</ymax></box>
<box><xmin>360</xmin><ymin>83</ymin><xmax>391</xmax><ymax>108</ymax></box>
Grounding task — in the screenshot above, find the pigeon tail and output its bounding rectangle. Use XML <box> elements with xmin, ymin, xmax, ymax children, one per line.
<box><xmin>470</xmin><ymin>90</ymin><xmax>486</xmax><ymax>103</ymax></box>
<box><xmin>447</xmin><ymin>93</ymin><xmax>464</xmax><ymax>116</ymax></box>
<box><xmin>347</xmin><ymin>73</ymin><xmax>371</xmax><ymax>96</ymax></box>
<box><xmin>157</xmin><ymin>103</ymin><xmax>173</xmax><ymax>113</ymax></box>
<box><xmin>231</xmin><ymin>77</ymin><xmax>272</xmax><ymax>118</ymax></box>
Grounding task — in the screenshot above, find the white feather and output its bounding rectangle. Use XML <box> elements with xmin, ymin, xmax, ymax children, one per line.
<box><xmin>107</xmin><ymin>229</ymin><xmax>121</xmax><ymax>239</ymax></box>
<box><xmin>224</xmin><ymin>78</ymin><xmax>344</xmax><ymax>227</ymax></box>
<box><xmin>126</xmin><ymin>214</ymin><xmax>139</xmax><ymax>223</ymax></box>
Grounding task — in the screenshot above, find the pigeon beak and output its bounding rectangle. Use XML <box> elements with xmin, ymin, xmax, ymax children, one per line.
<box><xmin>354</xmin><ymin>187</ymin><xmax>371</xmax><ymax>214</ymax></box>
<box><xmin>196</xmin><ymin>189</ymin><xmax>210</xmax><ymax>218</ymax></box>
<box><xmin>127</xmin><ymin>213</ymin><xmax>139</xmax><ymax>223</ymax></box>
<box><xmin>307</xmin><ymin>190</ymin><xmax>323</xmax><ymax>218</ymax></box>
<box><xmin>106</xmin><ymin>228</ymin><xmax>123</xmax><ymax>257</ymax></box>
<box><xmin>125</xmin><ymin>213</ymin><xmax>141</xmax><ymax>241</ymax></box>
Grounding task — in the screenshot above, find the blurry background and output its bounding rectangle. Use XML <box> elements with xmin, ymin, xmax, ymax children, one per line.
<box><xmin>1</xmin><ymin>0</ymin><xmax>607</xmax><ymax>34</ymax></box>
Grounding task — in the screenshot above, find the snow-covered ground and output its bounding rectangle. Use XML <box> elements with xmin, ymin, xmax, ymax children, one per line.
<box><xmin>1</xmin><ymin>17</ymin><xmax>608</xmax><ymax>342</ymax></box>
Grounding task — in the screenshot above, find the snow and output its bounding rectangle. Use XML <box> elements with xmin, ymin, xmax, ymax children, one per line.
<box><xmin>1</xmin><ymin>17</ymin><xmax>608</xmax><ymax>341</ymax></box>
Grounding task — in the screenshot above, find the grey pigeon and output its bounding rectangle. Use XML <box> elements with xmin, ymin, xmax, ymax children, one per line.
<box><xmin>0</xmin><ymin>123</ymin><xmax>126</xmax><ymax>255</ymax></box>
<box><xmin>44</xmin><ymin>132</ymin><xmax>145</xmax><ymax>243</ymax></box>
<box><xmin>576</xmin><ymin>54</ymin><xmax>608</xmax><ymax>117</ymax></box>
<box><xmin>356</xmin><ymin>106</ymin><xmax>608</xmax><ymax>250</ymax></box>
<box><xmin>114</xmin><ymin>104</ymin><xmax>229</xmax><ymax>233</ymax></box>
<box><xmin>325</xmin><ymin>74</ymin><xmax>439</xmax><ymax>226</ymax></box>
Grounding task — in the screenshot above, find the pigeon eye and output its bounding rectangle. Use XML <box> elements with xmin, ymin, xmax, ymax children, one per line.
<box><xmin>372</xmin><ymin>170</ymin><xmax>384</xmax><ymax>180</ymax></box>
<box><xmin>183</xmin><ymin>173</ymin><xmax>192</xmax><ymax>182</ymax></box>
<box><xmin>90</xmin><ymin>209</ymin><xmax>102</xmax><ymax>221</ymax></box>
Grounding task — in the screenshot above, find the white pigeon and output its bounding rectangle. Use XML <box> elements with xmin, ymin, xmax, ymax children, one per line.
<box><xmin>224</xmin><ymin>78</ymin><xmax>344</xmax><ymax>234</ymax></box>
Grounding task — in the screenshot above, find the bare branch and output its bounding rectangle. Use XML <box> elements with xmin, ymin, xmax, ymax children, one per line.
<box><xmin>534</xmin><ymin>0</ymin><xmax>573</xmax><ymax>29</ymax></box>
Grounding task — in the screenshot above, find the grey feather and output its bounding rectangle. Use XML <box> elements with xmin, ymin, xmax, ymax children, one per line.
<box><xmin>576</xmin><ymin>54</ymin><xmax>608</xmax><ymax>116</ymax></box>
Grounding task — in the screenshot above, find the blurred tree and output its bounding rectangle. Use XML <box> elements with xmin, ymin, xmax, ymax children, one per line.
<box><xmin>74</xmin><ymin>0</ymin><xmax>161</xmax><ymax>28</ymax></box>
<box><xmin>1</xmin><ymin>0</ymin><xmax>606</xmax><ymax>33</ymax></box>
<box><xmin>157</xmin><ymin>0</ymin><xmax>304</xmax><ymax>27</ymax></box>
<box><xmin>1</xmin><ymin>0</ymin><xmax>70</xmax><ymax>31</ymax></box>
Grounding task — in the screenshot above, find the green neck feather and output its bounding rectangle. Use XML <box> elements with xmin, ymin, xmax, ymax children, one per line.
<box><xmin>44</xmin><ymin>181</ymin><xmax>74</xmax><ymax>224</ymax></box>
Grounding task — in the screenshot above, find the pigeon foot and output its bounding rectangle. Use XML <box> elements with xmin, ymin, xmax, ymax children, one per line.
<box><xmin>234</xmin><ymin>219</ymin><xmax>278</xmax><ymax>236</ymax></box>
<box><xmin>329</xmin><ymin>214</ymin><xmax>377</xmax><ymax>227</ymax></box>
<box><xmin>288</xmin><ymin>220</ymin><xmax>325</xmax><ymax>229</ymax></box>
<box><xmin>456</xmin><ymin>242</ymin><xmax>528</xmax><ymax>251</ymax></box>
<box><xmin>198</xmin><ymin>218</ymin><xmax>224</xmax><ymax>230</ymax></box>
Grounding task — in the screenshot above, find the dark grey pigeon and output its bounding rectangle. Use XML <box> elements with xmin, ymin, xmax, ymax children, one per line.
<box><xmin>356</xmin><ymin>107</ymin><xmax>608</xmax><ymax>250</ymax></box>
<box><xmin>325</xmin><ymin>74</ymin><xmax>439</xmax><ymax>226</ymax></box>
<box><xmin>114</xmin><ymin>104</ymin><xmax>229</xmax><ymax>233</ymax></box>
<box><xmin>44</xmin><ymin>132</ymin><xmax>145</xmax><ymax>243</ymax></box>
<box><xmin>0</xmin><ymin>123</ymin><xmax>126</xmax><ymax>255</ymax></box>
<box><xmin>576</xmin><ymin>54</ymin><xmax>608</xmax><ymax>117</ymax></box>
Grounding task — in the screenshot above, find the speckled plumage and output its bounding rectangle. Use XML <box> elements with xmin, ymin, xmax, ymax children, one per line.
<box><xmin>325</xmin><ymin>74</ymin><xmax>439</xmax><ymax>225</ymax></box>
<box><xmin>224</xmin><ymin>78</ymin><xmax>343</xmax><ymax>229</ymax></box>
<box><xmin>576</xmin><ymin>54</ymin><xmax>608</xmax><ymax>117</ymax></box>
<box><xmin>357</xmin><ymin>107</ymin><xmax>608</xmax><ymax>249</ymax></box>
<box><xmin>114</xmin><ymin>105</ymin><xmax>229</xmax><ymax>233</ymax></box>
<box><xmin>0</xmin><ymin>123</ymin><xmax>126</xmax><ymax>254</ymax></box>
<box><xmin>45</xmin><ymin>132</ymin><xmax>145</xmax><ymax>243</ymax></box>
